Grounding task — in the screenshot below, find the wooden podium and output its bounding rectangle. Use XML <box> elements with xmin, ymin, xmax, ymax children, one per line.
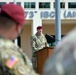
<box><xmin>36</xmin><ymin>47</ymin><xmax>54</xmax><ymax>75</ymax></box>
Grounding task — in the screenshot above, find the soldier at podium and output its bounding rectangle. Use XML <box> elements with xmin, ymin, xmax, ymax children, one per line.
<box><xmin>31</xmin><ymin>26</ymin><xmax>49</xmax><ymax>72</ymax></box>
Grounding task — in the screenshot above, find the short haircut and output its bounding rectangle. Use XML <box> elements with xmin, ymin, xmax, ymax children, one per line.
<box><xmin>0</xmin><ymin>14</ymin><xmax>16</xmax><ymax>29</ymax></box>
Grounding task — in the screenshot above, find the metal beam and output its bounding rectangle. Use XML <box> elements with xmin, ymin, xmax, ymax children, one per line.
<box><xmin>55</xmin><ymin>0</ymin><xmax>61</xmax><ymax>44</ymax></box>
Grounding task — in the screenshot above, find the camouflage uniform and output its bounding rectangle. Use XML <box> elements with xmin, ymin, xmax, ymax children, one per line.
<box><xmin>0</xmin><ymin>37</ymin><xmax>38</xmax><ymax>75</ymax></box>
<box><xmin>31</xmin><ymin>33</ymin><xmax>49</xmax><ymax>71</ymax></box>
<box><xmin>43</xmin><ymin>28</ymin><xmax>76</xmax><ymax>75</ymax></box>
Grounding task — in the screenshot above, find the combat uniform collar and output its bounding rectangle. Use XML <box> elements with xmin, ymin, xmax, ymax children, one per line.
<box><xmin>36</xmin><ymin>33</ymin><xmax>43</xmax><ymax>36</ymax></box>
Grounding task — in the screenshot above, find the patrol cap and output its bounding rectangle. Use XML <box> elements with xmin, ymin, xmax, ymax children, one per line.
<box><xmin>37</xmin><ymin>26</ymin><xmax>42</xmax><ymax>30</ymax></box>
<box><xmin>0</xmin><ymin>4</ymin><xmax>25</xmax><ymax>25</ymax></box>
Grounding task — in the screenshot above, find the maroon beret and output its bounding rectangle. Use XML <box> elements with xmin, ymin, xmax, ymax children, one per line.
<box><xmin>37</xmin><ymin>26</ymin><xmax>42</xmax><ymax>30</ymax></box>
<box><xmin>0</xmin><ymin>4</ymin><xmax>25</xmax><ymax>25</ymax></box>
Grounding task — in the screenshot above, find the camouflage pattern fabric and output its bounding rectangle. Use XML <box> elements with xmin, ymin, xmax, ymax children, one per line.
<box><xmin>43</xmin><ymin>28</ymin><xmax>76</xmax><ymax>75</ymax></box>
<box><xmin>31</xmin><ymin>33</ymin><xmax>49</xmax><ymax>71</ymax></box>
<box><xmin>0</xmin><ymin>38</ymin><xmax>38</xmax><ymax>75</ymax></box>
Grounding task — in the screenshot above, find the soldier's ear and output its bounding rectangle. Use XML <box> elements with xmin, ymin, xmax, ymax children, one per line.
<box><xmin>15</xmin><ymin>25</ymin><xmax>22</xmax><ymax>34</ymax></box>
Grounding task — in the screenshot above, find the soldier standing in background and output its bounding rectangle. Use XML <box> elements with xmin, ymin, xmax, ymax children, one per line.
<box><xmin>43</xmin><ymin>28</ymin><xmax>76</xmax><ymax>75</ymax></box>
<box><xmin>31</xmin><ymin>26</ymin><xmax>49</xmax><ymax>72</ymax></box>
<box><xmin>0</xmin><ymin>4</ymin><xmax>38</xmax><ymax>75</ymax></box>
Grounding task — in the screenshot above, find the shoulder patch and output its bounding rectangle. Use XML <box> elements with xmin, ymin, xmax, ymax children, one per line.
<box><xmin>5</xmin><ymin>55</ymin><xmax>19</xmax><ymax>69</ymax></box>
<box><xmin>17</xmin><ymin>66</ymin><xmax>27</xmax><ymax>74</ymax></box>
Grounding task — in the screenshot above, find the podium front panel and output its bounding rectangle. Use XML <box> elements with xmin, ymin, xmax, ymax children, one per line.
<box><xmin>36</xmin><ymin>47</ymin><xmax>54</xmax><ymax>75</ymax></box>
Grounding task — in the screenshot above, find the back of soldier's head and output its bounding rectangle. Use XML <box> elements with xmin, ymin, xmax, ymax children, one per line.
<box><xmin>0</xmin><ymin>4</ymin><xmax>25</xmax><ymax>29</ymax></box>
<box><xmin>43</xmin><ymin>28</ymin><xmax>76</xmax><ymax>75</ymax></box>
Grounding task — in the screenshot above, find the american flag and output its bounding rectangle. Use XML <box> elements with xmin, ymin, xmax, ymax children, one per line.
<box><xmin>5</xmin><ymin>56</ymin><xmax>19</xmax><ymax>69</ymax></box>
